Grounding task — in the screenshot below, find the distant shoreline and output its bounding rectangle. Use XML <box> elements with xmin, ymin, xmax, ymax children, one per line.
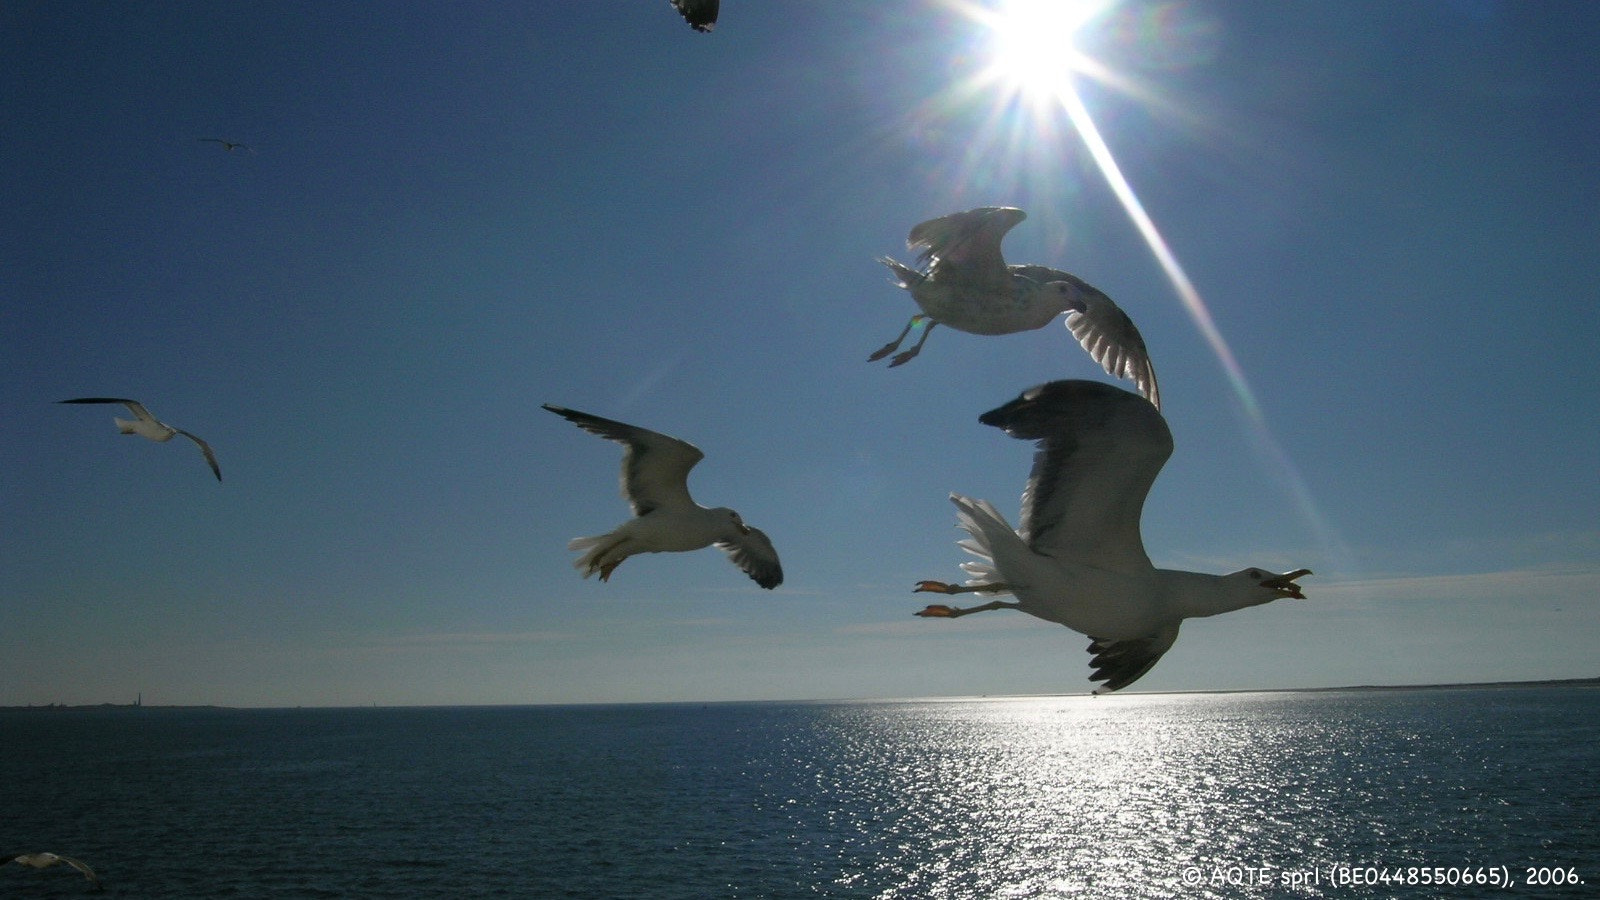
<box><xmin>4</xmin><ymin>676</ymin><xmax>1597</xmax><ymax>712</ymax></box>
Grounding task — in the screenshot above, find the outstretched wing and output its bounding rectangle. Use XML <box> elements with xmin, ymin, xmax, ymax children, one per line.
<box><xmin>716</xmin><ymin>525</ymin><xmax>783</xmax><ymax>589</ymax></box>
<box><xmin>978</xmin><ymin>380</ymin><xmax>1172</xmax><ymax>571</ymax></box>
<box><xmin>543</xmin><ymin>405</ymin><xmax>704</xmax><ymax>516</ymax></box>
<box><xmin>57</xmin><ymin>397</ymin><xmax>157</xmax><ymax>423</ymax></box>
<box><xmin>906</xmin><ymin>207</ymin><xmax>1026</xmax><ymax>284</ymax></box>
<box><xmin>9</xmin><ymin>853</ymin><xmax>99</xmax><ymax>885</ymax></box>
<box><xmin>1014</xmin><ymin>267</ymin><xmax>1160</xmax><ymax>410</ymax></box>
<box><xmin>177</xmin><ymin>430</ymin><xmax>223</xmax><ymax>481</ymax></box>
<box><xmin>1087</xmin><ymin>623</ymin><xmax>1180</xmax><ymax>693</ymax></box>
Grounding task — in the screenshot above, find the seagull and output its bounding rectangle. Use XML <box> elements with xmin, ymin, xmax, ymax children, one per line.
<box><xmin>543</xmin><ymin>404</ymin><xmax>781</xmax><ymax>589</ymax></box>
<box><xmin>912</xmin><ymin>380</ymin><xmax>1310</xmax><ymax>693</ymax></box>
<box><xmin>7</xmin><ymin>853</ymin><xmax>101</xmax><ymax>889</ymax></box>
<box><xmin>873</xmin><ymin>206</ymin><xmax>1161</xmax><ymax>409</ymax></box>
<box><xmin>58</xmin><ymin>398</ymin><xmax>222</xmax><ymax>481</ymax></box>
<box><xmin>670</xmin><ymin>0</ymin><xmax>718</xmax><ymax>32</ymax></box>
<box><xmin>199</xmin><ymin>137</ymin><xmax>251</xmax><ymax>152</ymax></box>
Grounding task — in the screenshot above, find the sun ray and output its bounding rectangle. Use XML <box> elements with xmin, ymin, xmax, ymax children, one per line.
<box><xmin>954</xmin><ymin>0</ymin><xmax>1353</xmax><ymax>569</ymax></box>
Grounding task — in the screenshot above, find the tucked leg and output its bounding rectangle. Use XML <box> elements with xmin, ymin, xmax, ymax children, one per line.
<box><xmin>915</xmin><ymin>599</ymin><xmax>1021</xmax><ymax>618</ymax></box>
<box><xmin>869</xmin><ymin>315</ymin><xmax>923</xmax><ymax>362</ymax></box>
<box><xmin>914</xmin><ymin>580</ymin><xmax>1018</xmax><ymax>617</ymax></box>
<box><xmin>887</xmin><ymin>318</ymin><xmax>937</xmax><ymax>367</ymax></box>
<box><xmin>914</xmin><ymin>580</ymin><xmax>1012</xmax><ymax>595</ymax></box>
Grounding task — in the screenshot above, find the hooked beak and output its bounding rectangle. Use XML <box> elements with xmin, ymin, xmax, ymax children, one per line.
<box><xmin>1260</xmin><ymin>568</ymin><xmax>1312</xmax><ymax>599</ymax></box>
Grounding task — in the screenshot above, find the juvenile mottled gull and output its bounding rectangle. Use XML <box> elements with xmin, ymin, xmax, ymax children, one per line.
<box><xmin>7</xmin><ymin>852</ymin><xmax>101</xmax><ymax>889</ymax></box>
<box><xmin>58</xmin><ymin>397</ymin><xmax>221</xmax><ymax>481</ymax></box>
<box><xmin>543</xmin><ymin>404</ymin><xmax>781</xmax><ymax>589</ymax></box>
<box><xmin>913</xmin><ymin>380</ymin><xmax>1309</xmax><ymax>693</ymax></box>
<box><xmin>874</xmin><ymin>206</ymin><xmax>1160</xmax><ymax>409</ymax></box>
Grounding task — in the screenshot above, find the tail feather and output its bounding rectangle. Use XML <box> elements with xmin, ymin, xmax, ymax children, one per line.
<box><xmin>567</xmin><ymin>534</ymin><xmax>626</xmax><ymax>578</ymax></box>
<box><xmin>878</xmin><ymin>256</ymin><xmax>923</xmax><ymax>289</ymax></box>
<box><xmin>949</xmin><ymin>494</ymin><xmax>1023</xmax><ymax>589</ymax></box>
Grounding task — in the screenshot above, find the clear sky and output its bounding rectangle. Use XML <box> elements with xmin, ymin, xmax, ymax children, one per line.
<box><xmin>4</xmin><ymin>1</ymin><xmax>1596</xmax><ymax>707</ymax></box>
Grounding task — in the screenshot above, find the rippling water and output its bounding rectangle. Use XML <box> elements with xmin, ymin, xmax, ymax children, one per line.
<box><xmin>4</xmin><ymin>685</ymin><xmax>1596</xmax><ymax>897</ymax></box>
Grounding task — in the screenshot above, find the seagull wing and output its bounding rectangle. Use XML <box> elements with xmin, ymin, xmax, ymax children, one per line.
<box><xmin>57</xmin><ymin>396</ymin><xmax>151</xmax><ymax>417</ymax></box>
<box><xmin>57</xmin><ymin>397</ymin><xmax>166</xmax><ymax>426</ymax></box>
<box><xmin>1087</xmin><ymin>623</ymin><xmax>1180</xmax><ymax>693</ymax></box>
<box><xmin>176</xmin><ymin>430</ymin><xmax>222</xmax><ymax>481</ymax></box>
<box><xmin>9</xmin><ymin>853</ymin><xmax>98</xmax><ymax>884</ymax></box>
<box><xmin>543</xmin><ymin>405</ymin><xmax>704</xmax><ymax>516</ymax></box>
<box><xmin>670</xmin><ymin>0</ymin><xmax>718</xmax><ymax>31</ymax></box>
<box><xmin>978</xmin><ymin>380</ymin><xmax>1172</xmax><ymax>571</ymax></box>
<box><xmin>1013</xmin><ymin>267</ymin><xmax>1161</xmax><ymax>410</ymax></box>
<box><xmin>53</xmin><ymin>855</ymin><xmax>99</xmax><ymax>885</ymax></box>
<box><xmin>906</xmin><ymin>207</ymin><xmax>1026</xmax><ymax>283</ymax></box>
<box><xmin>716</xmin><ymin>525</ymin><xmax>783</xmax><ymax>589</ymax></box>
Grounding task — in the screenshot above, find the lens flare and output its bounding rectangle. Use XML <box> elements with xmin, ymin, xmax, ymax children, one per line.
<box><xmin>964</xmin><ymin>0</ymin><xmax>1350</xmax><ymax>567</ymax></box>
<box><xmin>981</xmin><ymin>0</ymin><xmax>1112</xmax><ymax>102</ymax></box>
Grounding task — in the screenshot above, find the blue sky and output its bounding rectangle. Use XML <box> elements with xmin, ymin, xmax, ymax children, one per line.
<box><xmin>4</xmin><ymin>0</ymin><xmax>1596</xmax><ymax>706</ymax></box>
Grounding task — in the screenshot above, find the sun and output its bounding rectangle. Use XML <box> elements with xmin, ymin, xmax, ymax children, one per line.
<box><xmin>978</xmin><ymin>0</ymin><xmax>1112</xmax><ymax>103</ymax></box>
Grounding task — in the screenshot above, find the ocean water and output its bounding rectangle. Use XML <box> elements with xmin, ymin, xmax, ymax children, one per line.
<box><xmin>3</xmin><ymin>685</ymin><xmax>1596</xmax><ymax>898</ymax></box>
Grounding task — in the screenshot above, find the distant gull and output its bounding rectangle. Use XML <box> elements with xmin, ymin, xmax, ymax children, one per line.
<box><xmin>543</xmin><ymin>404</ymin><xmax>782</xmax><ymax>588</ymax></box>
<box><xmin>199</xmin><ymin>137</ymin><xmax>251</xmax><ymax>152</ymax></box>
<box><xmin>58</xmin><ymin>398</ymin><xmax>222</xmax><ymax>481</ymax></box>
<box><xmin>913</xmin><ymin>380</ymin><xmax>1309</xmax><ymax>693</ymax></box>
<box><xmin>874</xmin><ymin>206</ymin><xmax>1160</xmax><ymax>409</ymax></box>
<box><xmin>7</xmin><ymin>853</ymin><xmax>101</xmax><ymax>889</ymax></box>
<box><xmin>670</xmin><ymin>0</ymin><xmax>719</xmax><ymax>32</ymax></box>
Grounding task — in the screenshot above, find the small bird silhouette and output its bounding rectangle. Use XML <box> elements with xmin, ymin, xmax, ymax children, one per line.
<box><xmin>7</xmin><ymin>852</ymin><xmax>102</xmax><ymax>890</ymax></box>
<box><xmin>543</xmin><ymin>404</ymin><xmax>781</xmax><ymax>588</ymax></box>
<box><xmin>199</xmin><ymin>137</ymin><xmax>252</xmax><ymax>152</ymax></box>
<box><xmin>670</xmin><ymin>0</ymin><xmax>718</xmax><ymax>32</ymax></box>
<box><xmin>58</xmin><ymin>397</ymin><xmax>222</xmax><ymax>481</ymax></box>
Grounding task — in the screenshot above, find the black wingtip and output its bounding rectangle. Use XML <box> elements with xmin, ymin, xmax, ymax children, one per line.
<box><xmin>978</xmin><ymin>379</ymin><xmax>1145</xmax><ymax>434</ymax></box>
<box><xmin>670</xmin><ymin>0</ymin><xmax>718</xmax><ymax>32</ymax></box>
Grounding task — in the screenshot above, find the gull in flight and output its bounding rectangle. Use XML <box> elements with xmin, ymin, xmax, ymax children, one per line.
<box><xmin>199</xmin><ymin>137</ymin><xmax>251</xmax><ymax>152</ymax></box>
<box><xmin>7</xmin><ymin>853</ymin><xmax>101</xmax><ymax>889</ymax></box>
<box><xmin>913</xmin><ymin>380</ymin><xmax>1310</xmax><ymax>693</ymax></box>
<box><xmin>58</xmin><ymin>398</ymin><xmax>222</xmax><ymax>481</ymax></box>
<box><xmin>670</xmin><ymin>0</ymin><xmax>718</xmax><ymax>32</ymax></box>
<box><xmin>543</xmin><ymin>404</ymin><xmax>782</xmax><ymax>589</ymax></box>
<box><xmin>873</xmin><ymin>206</ymin><xmax>1160</xmax><ymax>409</ymax></box>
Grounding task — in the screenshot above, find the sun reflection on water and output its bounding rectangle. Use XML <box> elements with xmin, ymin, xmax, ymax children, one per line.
<box><xmin>766</xmin><ymin>694</ymin><xmax>1450</xmax><ymax>898</ymax></box>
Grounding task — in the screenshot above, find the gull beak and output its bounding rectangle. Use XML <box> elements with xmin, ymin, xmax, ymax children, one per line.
<box><xmin>737</xmin><ymin>522</ymin><xmax>752</xmax><ymax>535</ymax></box>
<box><xmin>1260</xmin><ymin>568</ymin><xmax>1312</xmax><ymax>599</ymax></box>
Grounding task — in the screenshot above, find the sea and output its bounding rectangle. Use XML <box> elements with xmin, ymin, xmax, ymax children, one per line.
<box><xmin>3</xmin><ymin>684</ymin><xmax>1596</xmax><ymax>898</ymax></box>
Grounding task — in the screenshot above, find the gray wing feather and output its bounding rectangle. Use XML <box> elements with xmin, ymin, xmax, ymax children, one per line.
<box><xmin>543</xmin><ymin>405</ymin><xmax>703</xmax><ymax>515</ymax></box>
<box><xmin>906</xmin><ymin>207</ymin><xmax>1025</xmax><ymax>284</ymax></box>
<box><xmin>177</xmin><ymin>430</ymin><xmax>223</xmax><ymax>481</ymax></box>
<box><xmin>1087</xmin><ymin>623</ymin><xmax>1180</xmax><ymax>693</ymax></box>
<box><xmin>716</xmin><ymin>525</ymin><xmax>783</xmax><ymax>589</ymax></box>
<box><xmin>978</xmin><ymin>380</ymin><xmax>1171</xmax><ymax>571</ymax></box>
<box><xmin>1010</xmin><ymin>267</ymin><xmax>1161</xmax><ymax>410</ymax></box>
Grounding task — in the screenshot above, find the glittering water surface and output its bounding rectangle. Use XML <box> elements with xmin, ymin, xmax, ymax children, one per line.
<box><xmin>4</xmin><ymin>686</ymin><xmax>1597</xmax><ymax>897</ymax></box>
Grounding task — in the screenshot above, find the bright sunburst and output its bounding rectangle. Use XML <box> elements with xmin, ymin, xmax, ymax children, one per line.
<box><xmin>978</xmin><ymin>0</ymin><xmax>1112</xmax><ymax>105</ymax></box>
<box><xmin>955</xmin><ymin>0</ymin><xmax>1343</xmax><ymax>566</ymax></box>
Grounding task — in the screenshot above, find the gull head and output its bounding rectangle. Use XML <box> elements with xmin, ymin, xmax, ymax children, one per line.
<box><xmin>1245</xmin><ymin>567</ymin><xmax>1312</xmax><ymax>600</ymax></box>
<box><xmin>720</xmin><ymin>508</ymin><xmax>752</xmax><ymax>536</ymax></box>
